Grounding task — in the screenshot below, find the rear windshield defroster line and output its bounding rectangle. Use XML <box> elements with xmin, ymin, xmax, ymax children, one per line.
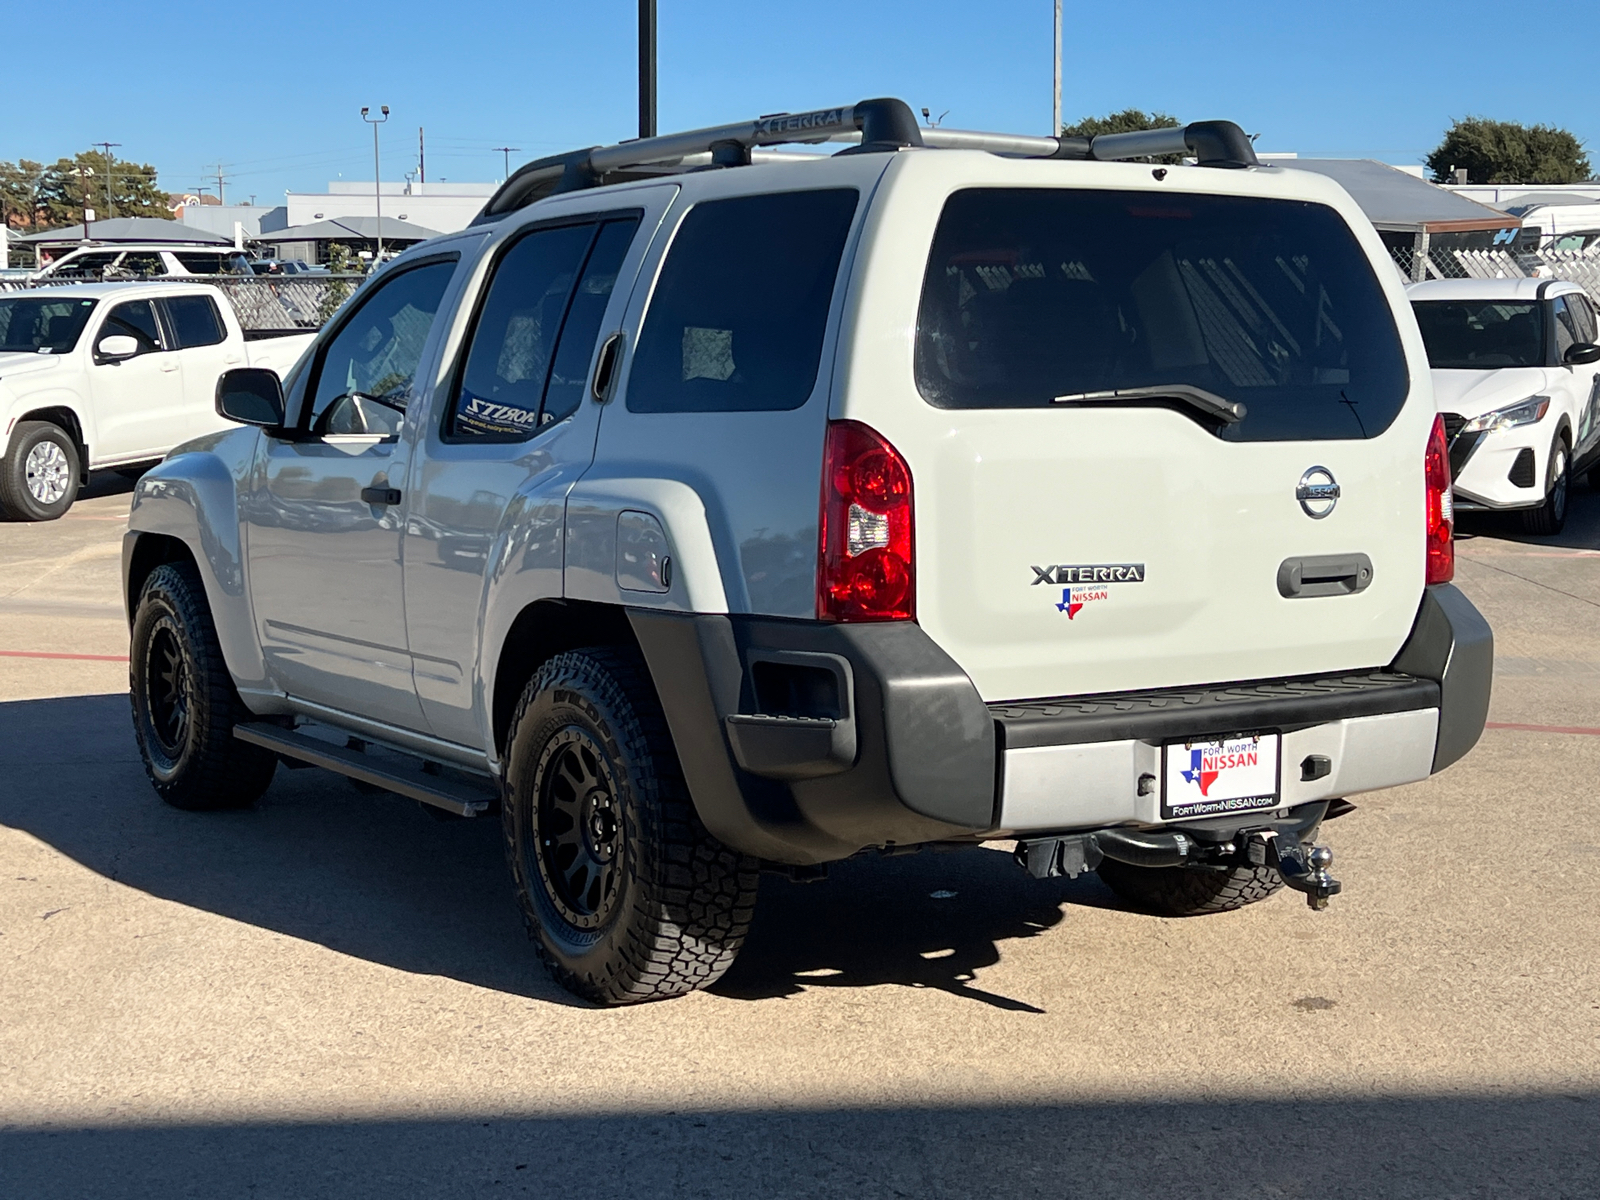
<box><xmin>913</xmin><ymin>188</ymin><xmax>1410</xmax><ymax>441</ymax></box>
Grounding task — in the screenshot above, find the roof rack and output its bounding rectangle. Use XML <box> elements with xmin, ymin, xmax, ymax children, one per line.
<box><xmin>472</xmin><ymin>98</ymin><xmax>1258</xmax><ymax>226</ymax></box>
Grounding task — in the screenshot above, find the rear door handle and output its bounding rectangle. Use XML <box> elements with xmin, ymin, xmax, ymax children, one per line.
<box><xmin>1277</xmin><ymin>553</ymin><xmax>1373</xmax><ymax>598</ymax></box>
<box><xmin>361</xmin><ymin>486</ymin><xmax>402</xmax><ymax>506</ymax></box>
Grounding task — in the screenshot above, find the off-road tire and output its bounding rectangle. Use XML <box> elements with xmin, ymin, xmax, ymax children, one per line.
<box><xmin>0</xmin><ymin>421</ymin><xmax>79</xmax><ymax>522</ymax></box>
<box><xmin>130</xmin><ymin>562</ymin><xmax>277</xmax><ymax>810</ymax></box>
<box><xmin>1521</xmin><ymin>434</ymin><xmax>1570</xmax><ymax>536</ymax></box>
<box><xmin>1097</xmin><ymin>858</ymin><xmax>1285</xmax><ymax>916</ymax></box>
<box><xmin>503</xmin><ymin>647</ymin><xmax>758</xmax><ymax>1005</ymax></box>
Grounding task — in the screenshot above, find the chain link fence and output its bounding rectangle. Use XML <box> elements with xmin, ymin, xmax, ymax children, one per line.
<box><xmin>0</xmin><ymin>274</ymin><xmax>367</xmax><ymax>331</ymax></box>
<box><xmin>1388</xmin><ymin>243</ymin><xmax>1600</xmax><ymax>300</ymax></box>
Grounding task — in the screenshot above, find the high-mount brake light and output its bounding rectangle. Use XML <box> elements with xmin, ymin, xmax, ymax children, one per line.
<box><xmin>1425</xmin><ymin>413</ymin><xmax>1454</xmax><ymax>585</ymax></box>
<box><xmin>818</xmin><ymin>420</ymin><xmax>914</xmax><ymax>622</ymax></box>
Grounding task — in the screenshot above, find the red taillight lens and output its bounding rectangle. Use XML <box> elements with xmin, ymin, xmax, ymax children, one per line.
<box><xmin>818</xmin><ymin>420</ymin><xmax>914</xmax><ymax>621</ymax></box>
<box><xmin>1425</xmin><ymin>413</ymin><xmax>1454</xmax><ymax>585</ymax></box>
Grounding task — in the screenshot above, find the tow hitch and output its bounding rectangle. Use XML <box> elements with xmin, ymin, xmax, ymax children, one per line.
<box><xmin>1246</xmin><ymin>830</ymin><xmax>1341</xmax><ymax>910</ymax></box>
<box><xmin>1015</xmin><ymin>809</ymin><xmax>1343</xmax><ymax>911</ymax></box>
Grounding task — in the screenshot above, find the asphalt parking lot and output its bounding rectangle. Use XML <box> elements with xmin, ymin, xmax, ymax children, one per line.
<box><xmin>2</xmin><ymin>475</ymin><xmax>1598</xmax><ymax>1199</ymax></box>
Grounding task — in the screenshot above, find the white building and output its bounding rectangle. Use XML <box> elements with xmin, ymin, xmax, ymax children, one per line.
<box><xmin>178</xmin><ymin>181</ymin><xmax>498</xmax><ymax>244</ymax></box>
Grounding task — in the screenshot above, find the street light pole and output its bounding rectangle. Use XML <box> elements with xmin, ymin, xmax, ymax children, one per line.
<box><xmin>1052</xmin><ymin>0</ymin><xmax>1061</xmax><ymax>135</ymax></box>
<box><xmin>639</xmin><ymin>0</ymin><xmax>657</xmax><ymax>139</ymax></box>
<box><xmin>362</xmin><ymin>105</ymin><xmax>390</xmax><ymax>262</ymax></box>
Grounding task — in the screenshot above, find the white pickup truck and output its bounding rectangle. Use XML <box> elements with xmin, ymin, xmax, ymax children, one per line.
<box><xmin>0</xmin><ymin>282</ymin><xmax>315</xmax><ymax>520</ymax></box>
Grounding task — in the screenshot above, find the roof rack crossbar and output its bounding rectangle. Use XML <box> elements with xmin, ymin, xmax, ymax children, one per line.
<box><xmin>471</xmin><ymin>101</ymin><xmax>1256</xmax><ymax>226</ymax></box>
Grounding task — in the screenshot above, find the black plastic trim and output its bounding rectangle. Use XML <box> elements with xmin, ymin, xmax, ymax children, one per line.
<box><xmin>628</xmin><ymin>611</ymin><xmax>994</xmax><ymax>865</ymax></box>
<box><xmin>991</xmin><ymin>670</ymin><xmax>1438</xmax><ymax>750</ymax></box>
<box><xmin>1183</xmin><ymin>120</ymin><xmax>1259</xmax><ymax>169</ymax></box>
<box><xmin>1389</xmin><ymin>583</ymin><xmax>1493</xmax><ymax>771</ymax></box>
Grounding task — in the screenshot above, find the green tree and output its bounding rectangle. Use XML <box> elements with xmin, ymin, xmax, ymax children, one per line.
<box><xmin>1426</xmin><ymin>118</ymin><xmax>1592</xmax><ymax>185</ymax></box>
<box><xmin>0</xmin><ymin>160</ymin><xmax>49</xmax><ymax>230</ymax></box>
<box><xmin>1061</xmin><ymin>109</ymin><xmax>1183</xmax><ymax>164</ymax></box>
<box><xmin>29</xmin><ymin>150</ymin><xmax>173</xmax><ymax>228</ymax></box>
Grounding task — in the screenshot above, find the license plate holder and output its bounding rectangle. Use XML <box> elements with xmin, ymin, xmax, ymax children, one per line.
<box><xmin>1161</xmin><ymin>732</ymin><xmax>1281</xmax><ymax>821</ymax></box>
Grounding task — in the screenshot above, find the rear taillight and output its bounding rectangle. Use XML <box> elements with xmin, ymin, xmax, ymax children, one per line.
<box><xmin>818</xmin><ymin>420</ymin><xmax>914</xmax><ymax>622</ymax></box>
<box><xmin>1425</xmin><ymin>413</ymin><xmax>1454</xmax><ymax>585</ymax></box>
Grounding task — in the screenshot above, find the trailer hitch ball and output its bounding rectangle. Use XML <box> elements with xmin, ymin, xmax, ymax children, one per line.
<box><xmin>1259</xmin><ymin>832</ymin><xmax>1341</xmax><ymax>911</ymax></box>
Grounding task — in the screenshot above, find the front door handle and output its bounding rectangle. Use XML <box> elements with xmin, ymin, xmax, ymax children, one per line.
<box><xmin>361</xmin><ymin>486</ymin><xmax>402</xmax><ymax>506</ymax></box>
<box><xmin>1277</xmin><ymin>553</ymin><xmax>1374</xmax><ymax>598</ymax></box>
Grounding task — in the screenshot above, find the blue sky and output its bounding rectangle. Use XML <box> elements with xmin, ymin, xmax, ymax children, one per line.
<box><xmin>8</xmin><ymin>0</ymin><xmax>1597</xmax><ymax>201</ymax></box>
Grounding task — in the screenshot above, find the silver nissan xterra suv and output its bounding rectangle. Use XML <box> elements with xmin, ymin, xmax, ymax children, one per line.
<box><xmin>122</xmin><ymin>99</ymin><xmax>1493</xmax><ymax>1005</ymax></box>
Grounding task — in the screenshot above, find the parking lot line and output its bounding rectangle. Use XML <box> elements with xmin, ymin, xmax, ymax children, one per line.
<box><xmin>1484</xmin><ymin>720</ymin><xmax>1600</xmax><ymax>737</ymax></box>
<box><xmin>0</xmin><ymin>650</ymin><xmax>130</xmax><ymax>663</ymax></box>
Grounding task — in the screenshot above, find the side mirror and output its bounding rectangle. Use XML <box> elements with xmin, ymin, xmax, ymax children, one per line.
<box><xmin>1564</xmin><ymin>342</ymin><xmax>1600</xmax><ymax>366</ymax></box>
<box><xmin>96</xmin><ymin>334</ymin><xmax>140</xmax><ymax>360</ymax></box>
<box><xmin>216</xmin><ymin>367</ymin><xmax>287</xmax><ymax>430</ymax></box>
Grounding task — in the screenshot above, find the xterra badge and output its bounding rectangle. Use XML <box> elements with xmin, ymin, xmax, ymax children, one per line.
<box><xmin>1030</xmin><ymin>563</ymin><xmax>1146</xmax><ymax>620</ymax></box>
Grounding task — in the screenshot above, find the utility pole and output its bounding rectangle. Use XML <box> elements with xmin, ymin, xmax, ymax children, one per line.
<box><xmin>492</xmin><ymin>146</ymin><xmax>521</xmax><ymax>181</ymax></box>
<box><xmin>1052</xmin><ymin>0</ymin><xmax>1061</xmax><ymax>135</ymax></box>
<box><xmin>638</xmin><ymin>0</ymin><xmax>657</xmax><ymax>138</ymax></box>
<box><xmin>207</xmin><ymin>163</ymin><xmax>230</xmax><ymax>207</ymax></box>
<box><xmin>93</xmin><ymin>143</ymin><xmax>120</xmax><ymax>217</ymax></box>
<box><xmin>362</xmin><ymin>105</ymin><xmax>390</xmax><ymax>261</ymax></box>
<box><xmin>78</xmin><ymin>163</ymin><xmax>91</xmax><ymax>239</ymax></box>
<box><xmin>418</xmin><ymin>127</ymin><xmax>425</xmax><ymax>185</ymax></box>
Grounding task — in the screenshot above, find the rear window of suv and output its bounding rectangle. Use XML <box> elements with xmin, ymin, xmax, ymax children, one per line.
<box><xmin>627</xmin><ymin>189</ymin><xmax>858</xmax><ymax>413</ymax></box>
<box><xmin>915</xmin><ymin>189</ymin><xmax>1409</xmax><ymax>440</ymax></box>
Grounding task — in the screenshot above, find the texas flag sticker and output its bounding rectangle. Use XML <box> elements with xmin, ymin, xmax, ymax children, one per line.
<box><xmin>1162</xmin><ymin>734</ymin><xmax>1280</xmax><ymax>820</ymax></box>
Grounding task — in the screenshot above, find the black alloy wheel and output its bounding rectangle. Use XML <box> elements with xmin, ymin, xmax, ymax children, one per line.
<box><xmin>129</xmin><ymin>561</ymin><xmax>277</xmax><ymax>810</ymax></box>
<box><xmin>533</xmin><ymin>727</ymin><xmax>627</xmax><ymax>931</ymax></box>
<box><xmin>503</xmin><ymin>647</ymin><xmax>759</xmax><ymax>1005</ymax></box>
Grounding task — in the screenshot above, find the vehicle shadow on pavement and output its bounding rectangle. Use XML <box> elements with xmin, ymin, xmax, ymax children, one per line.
<box><xmin>716</xmin><ymin>848</ymin><xmax>1105</xmax><ymax>1012</ymax></box>
<box><xmin>1456</xmin><ymin>482</ymin><xmax>1600</xmax><ymax>549</ymax></box>
<box><xmin>3</xmin><ymin>1092</ymin><xmax>1596</xmax><ymax>1199</ymax></box>
<box><xmin>0</xmin><ymin>694</ymin><xmax>1103</xmax><ymax>1008</ymax></box>
<box><xmin>0</xmin><ymin>692</ymin><xmax>576</xmax><ymax>1005</ymax></box>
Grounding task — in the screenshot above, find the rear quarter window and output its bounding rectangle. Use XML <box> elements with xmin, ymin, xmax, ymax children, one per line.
<box><xmin>626</xmin><ymin>189</ymin><xmax>858</xmax><ymax>413</ymax></box>
<box><xmin>914</xmin><ymin>189</ymin><xmax>1409</xmax><ymax>441</ymax></box>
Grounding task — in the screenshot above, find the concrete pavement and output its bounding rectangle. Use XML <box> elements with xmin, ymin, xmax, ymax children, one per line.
<box><xmin>1</xmin><ymin>477</ymin><xmax>1597</xmax><ymax>1198</ymax></box>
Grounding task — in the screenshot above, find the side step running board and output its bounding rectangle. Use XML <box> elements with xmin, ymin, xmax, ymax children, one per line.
<box><xmin>234</xmin><ymin>723</ymin><xmax>497</xmax><ymax>817</ymax></box>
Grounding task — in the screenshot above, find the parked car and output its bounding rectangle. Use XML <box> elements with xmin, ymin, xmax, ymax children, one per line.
<box><xmin>123</xmin><ymin>99</ymin><xmax>1492</xmax><ymax>1005</ymax></box>
<box><xmin>0</xmin><ymin>283</ymin><xmax>315</xmax><ymax>520</ymax></box>
<box><xmin>1502</xmin><ymin>196</ymin><xmax>1600</xmax><ymax>252</ymax></box>
<box><xmin>30</xmin><ymin>245</ymin><xmax>255</xmax><ymax>282</ymax></box>
<box><xmin>1409</xmin><ymin>278</ymin><xmax>1600</xmax><ymax>534</ymax></box>
<box><xmin>250</xmin><ymin>259</ymin><xmax>323</xmax><ymax>277</ymax></box>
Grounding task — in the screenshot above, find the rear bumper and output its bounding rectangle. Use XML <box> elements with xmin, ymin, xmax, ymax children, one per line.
<box><xmin>630</xmin><ymin>584</ymin><xmax>1492</xmax><ymax>865</ymax></box>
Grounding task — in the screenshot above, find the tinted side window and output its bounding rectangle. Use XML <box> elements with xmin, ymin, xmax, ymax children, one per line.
<box><xmin>174</xmin><ymin>252</ymin><xmax>225</xmax><ymax>274</ymax></box>
<box><xmin>306</xmin><ymin>259</ymin><xmax>457</xmax><ymax>426</ymax></box>
<box><xmin>163</xmin><ymin>295</ymin><xmax>226</xmax><ymax>348</ymax></box>
<box><xmin>627</xmin><ymin>189</ymin><xmax>858</xmax><ymax>413</ymax></box>
<box><xmin>915</xmin><ymin>189</ymin><xmax>1409</xmax><ymax>441</ymax></box>
<box><xmin>101</xmin><ymin>300</ymin><xmax>163</xmax><ymax>354</ymax></box>
<box><xmin>449</xmin><ymin>224</ymin><xmax>593</xmax><ymax>440</ymax></box>
<box><xmin>542</xmin><ymin>219</ymin><xmax>640</xmax><ymax>426</ymax></box>
<box><xmin>1573</xmin><ymin>296</ymin><xmax>1599</xmax><ymax>345</ymax></box>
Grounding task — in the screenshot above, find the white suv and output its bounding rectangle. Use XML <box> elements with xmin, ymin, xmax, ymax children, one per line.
<box><xmin>1409</xmin><ymin>278</ymin><xmax>1600</xmax><ymax>534</ymax></box>
<box><xmin>121</xmin><ymin>99</ymin><xmax>1493</xmax><ymax>1005</ymax></box>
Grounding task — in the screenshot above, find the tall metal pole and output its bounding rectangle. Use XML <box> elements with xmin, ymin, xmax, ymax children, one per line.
<box><xmin>418</xmin><ymin>127</ymin><xmax>425</xmax><ymax>185</ymax></box>
<box><xmin>492</xmin><ymin>146</ymin><xmax>521</xmax><ymax>181</ymax></box>
<box><xmin>639</xmin><ymin>0</ymin><xmax>657</xmax><ymax>139</ymax></box>
<box><xmin>1052</xmin><ymin>0</ymin><xmax>1062</xmax><ymax>134</ymax></box>
<box><xmin>94</xmin><ymin>143</ymin><xmax>120</xmax><ymax>217</ymax></box>
<box><xmin>363</xmin><ymin>105</ymin><xmax>390</xmax><ymax>262</ymax></box>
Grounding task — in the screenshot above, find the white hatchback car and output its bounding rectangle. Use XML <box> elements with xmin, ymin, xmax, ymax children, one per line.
<box><xmin>1409</xmin><ymin>278</ymin><xmax>1600</xmax><ymax>534</ymax></box>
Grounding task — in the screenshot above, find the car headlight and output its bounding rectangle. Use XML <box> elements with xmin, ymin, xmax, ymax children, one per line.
<box><xmin>1462</xmin><ymin>396</ymin><xmax>1550</xmax><ymax>434</ymax></box>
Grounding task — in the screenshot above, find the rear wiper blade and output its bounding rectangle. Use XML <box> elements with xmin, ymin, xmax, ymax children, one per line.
<box><xmin>1052</xmin><ymin>383</ymin><xmax>1246</xmax><ymax>425</ymax></box>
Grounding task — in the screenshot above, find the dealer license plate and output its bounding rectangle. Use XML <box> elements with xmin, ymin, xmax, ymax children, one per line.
<box><xmin>1161</xmin><ymin>733</ymin><xmax>1281</xmax><ymax>820</ymax></box>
